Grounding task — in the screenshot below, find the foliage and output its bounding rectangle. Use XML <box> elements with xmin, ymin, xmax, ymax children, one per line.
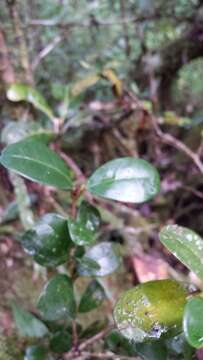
<box><xmin>1</xmin><ymin>1</ymin><xmax>203</xmax><ymax>359</ymax></box>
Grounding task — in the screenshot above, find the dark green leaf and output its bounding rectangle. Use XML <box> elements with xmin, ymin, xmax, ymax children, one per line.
<box><xmin>166</xmin><ymin>333</ymin><xmax>194</xmax><ymax>359</ymax></box>
<box><xmin>7</xmin><ymin>83</ymin><xmax>54</xmax><ymax>119</ymax></box>
<box><xmin>160</xmin><ymin>225</ymin><xmax>203</xmax><ymax>280</ymax></box>
<box><xmin>77</xmin><ymin>256</ymin><xmax>101</xmax><ymax>276</ymax></box>
<box><xmin>0</xmin><ymin>138</ymin><xmax>72</xmax><ymax>189</ymax></box>
<box><xmin>37</xmin><ymin>274</ymin><xmax>76</xmax><ymax>321</ymax></box>
<box><xmin>136</xmin><ymin>342</ymin><xmax>167</xmax><ymax>360</ymax></box>
<box><xmin>78</xmin><ymin>242</ymin><xmax>121</xmax><ymax>276</ymax></box>
<box><xmin>11</xmin><ymin>302</ymin><xmax>49</xmax><ymax>338</ymax></box>
<box><xmin>105</xmin><ymin>330</ymin><xmax>137</xmax><ymax>356</ymax></box>
<box><xmin>80</xmin><ymin>319</ymin><xmax>108</xmax><ymax>339</ymax></box>
<box><xmin>77</xmin><ymin>201</ymin><xmax>101</xmax><ymax>232</ymax></box>
<box><xmin>50</xmin><ymin>330</ymin><xmax>72</xmax><ymax>353</ymax></box>
<box><xmin>183</xmin><ymin>297</ymin><xmax>203</xmax><ymax>348</ymax></box>
<box><xmin>21</xmin><ymin>213</ymin><xmax>73</xmax><ymax>267</ymax></box>
<box><xmin>68</xmin><ymin>201</ymin><xmax>101</xmax><ymax>246</ymax></box>
<box><xmin>87</xmin><ymin>157</ymin><xmax>160</xmax><ymax>203</ymax></box>
<box><xmin>24</xmin><ymin>345</ymin><xmax>46</xmax><ymax>360</ymax></box>
<box><xmin>79</xmin><ymin>280</ymin><xmax>106</xmax><ymax>313</ymax></box>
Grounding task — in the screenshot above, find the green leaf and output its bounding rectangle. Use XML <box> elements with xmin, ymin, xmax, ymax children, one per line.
<box><xmin>77</xmin><ymin>256</ymin><xmax>101</xmax><ymax>276</ymax></box>
<box><xmin>0</xmin><ymin>138</ymin><xmax>72</xmax><ymax>189</ymax></box>
<box><xmin>78</xmin><ymin>242</ymin><xmax>121</xmax><ymax>276</ymax></box>
<box><xmin>81</xmin><ymin>319</ymin><xmax>108</xmax><ymax>339</ymax></box>
<box><xmin>1</xmin><ymin>120</ymin><xmax>54</xmax><ymax>145</ymax></box>
<box><xmin>166</xmin><ymin>333</ymin><xmax>194</xmax><ymax>359</ymax></box>
<box><xmin>87</xmin><ymin>157</ymin><xmax>160</xmax><ymax>203</ymax></box>
<box><xmin>50</xmin><ymin>330</ymin><xmax>72</xmax><ymax>353</ymax></box>
<box><xmin>160</xmin><ymin>225</ymin><xmax>203</xmax><ymax>280</ymax></box>
<box><xmin>37</xmin><ymin>274</ymin><xmax>76</xmax><ymax>321</ymax></box>
<box><xmin>11</xmin><ymin>302</ymin><xmax>48</xmax><ymax>338</ymax></box>
<box><xmin>79</xmin><ymin>280</ymin><xmax>106</xmax><ymax>313</ymax></box>
<box><xmin>136</xmin><ymin>342</ymin><xmax>167</xmax><ymax>360</ymax></box>
<box><xmin>113</xmin><ymin>279</ymin><xmax>187</xmax><ymax>343</ymax></box>
<box><xmin>24</xmin><ymin>345</ymin><xmax>46</xmax><ymax>360</ymax></box>
<box><xmin>104</xmin><ymin>330</ymin><xmax>137</xmax><ymax>356</ymax></box>
<box><xmin>68</xmin><ymin>201</ymin><xmax>101</xmax><ymax>246</ymax></box>
<box><xmin>183</xmin><ymin>297</ymin><xmax>203</xmax><ymax>348</ymax></box>
<box><xmin>21</xmin><ymin>213</ymin><xmax>73</xmax><ymax>267</ymax></box>
<box><xmin>78</xmin><ymin>201</ymin><xmax>101</xmax><ymax>232</ymax></box>
<box><xmin>7</xmin><ymin>83</ymin><xmax>54</xmax><ymax>120</ymax></box>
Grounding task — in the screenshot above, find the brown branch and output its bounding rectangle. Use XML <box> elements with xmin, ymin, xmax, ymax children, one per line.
<box><xmin>151</xmin><ymin>115</ymin><xmax>203</xmax><ymax>174</ymax></box>
<box><xmin>6</xmin><ymin>0</ymin><xmax>33</xmax><ymax>83</ymax></box>
<box><xmin>64</xmin><ymin>325</ymin><xmax>115</xmax><ymax>360</ymax></box>
<box><xmin>79</xmin><ymin>325</ymin><xmax>114</xmax><ymax>351</ymax></box>
<box><xmin>80</xmin><ymin>352</ymin><xmax>140</xmax><ymax>359</ymax></box>
<box><xmin>0</xmin><ymin>28</ymin><xmax>15</xmax><ymax>84</ymax></box>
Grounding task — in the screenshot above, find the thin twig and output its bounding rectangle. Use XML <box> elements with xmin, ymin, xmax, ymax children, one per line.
<box><xmin>80</xmin><ymin>351</ymin><xmax>141</xmax><ymax>359</ymax></box>
<box><xmin>31</xmin><ymin>35</ymin><xmax>62</xmax><ymax>70</ymax></box>
<box><xmin>151</xmin><ymin>115</ymin><xmax>203</xmax><ymax>173</ymax></box>
<box><xmin>79</xmin><ymin>325</ymin><xmax>114</xmax><ymax>351</ymax></box>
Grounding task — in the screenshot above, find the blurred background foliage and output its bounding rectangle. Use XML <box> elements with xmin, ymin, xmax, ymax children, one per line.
<box><xmin>1</xmin><ymin>0</ymin><xmax>203</xmax><ymax>359</ymax></box>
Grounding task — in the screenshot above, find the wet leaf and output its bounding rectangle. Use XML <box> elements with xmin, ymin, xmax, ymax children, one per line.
<box><xmin>113</xmin><ymin>279</ymin><xmax>187</xmax><ymax>343</ymax></box>
<box><xmin>24</xmin><ymin>345</ymin><xmax>46</xmax><ymax>360</ymax></box>
<box><xmin>78</xmin><ymin>201</ymin><xmax>101</xmax><ymax>231</ymax></box>
<box><xmin>183</xmin><ymin>297</ymin><xmax>203</xmax><ymax>348</ymax></box>
<box><xmin>68</xmin><ymin>201</ymin><xmax>101</xmax><ymax>246</ymax></box>
<box><xmin>7</xmin><ymin>83</ymin><xmax>54</xmax><ymax>119</ymax></box>
<box><xmin>160</xmin><ymin>225</ymin><xmax>203</xmax><ymax>280</ymax></box>
<box><xmin>77</xmin><ymin>256</ymin><xmax>101</xmax><ymax>276</ymax></box>
<box><xmin>78</xmin><ymin>242</ymin><xmax>121</xmax><ymax>276</ymax></box>
<box><xmin>87</xmin><ymin>157</ymin><xmax>160</xmax><ymax>203</ymax></box>
<box><xmin>21</xmin><ymin>213</ymin><xmax>73</xmax><ymax>267</ymax></box>
<box><xmin>37</xmin><ymin>274</ymin><xmax>76</xmax><ymax>321</ymax></box>
<box><xmin>11</xmin><ymin>302</ymin><xmax>49</xmax><ymax>338</ymax></box>
<box><xmin>50</xmin><ymin>330</ymin><xmax>72</xmax><ymax>353</ymax></box>
<box><xmin>0</xmin><ymin>138</ymin><xmax>72</xmax><ymax>189</ymax></box>
<box><xmin>79</xmin><ymin>280</ymin><xmax>106</xmax><ymax>313</ymax></box>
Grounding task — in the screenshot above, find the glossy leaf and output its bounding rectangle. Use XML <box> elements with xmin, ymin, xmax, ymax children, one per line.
<box><xmin>50</xmin><ymin>330</ymin><xmax>72</xmax><ymax>353</ymax></box>
<box><xmin>11</xmin><ymin>302</ymin><xmax>48</xmax><ymax>338</ymax></box>
<box><xmin>78</xmin><ymin>242</ymin><xmax>121</xmax><ymax>276</ymax></box>
<box><xmin>78</xmin><ymin>201</ymin><xmax>101</xmax><ymax>231</ymax></box>
<box><xmin>37</xmin><ymin>274</ymin><xmax>76</xmax><ymax>321</ymax></box>
<box><xmin>87</xmin><ymin>157</ymin><xmax>160</xmax><ymax>203</ymax></box>
<box><xmin>160</xmin><ymin>225</ymin><xmax>203</xmax><ymax>280</ymax></box>
<box><xmin>0</xmin><ymin>138</ymin><xmax>72</xmax><ymax>189</ymax></box>
<box><xmin>68</xmin><ymin>201</ymin><xmax>101</xmax><ymax>246</ymax></box>
<box><xmin>113</xmin><ymin>279</ymin><xmax>187</xmax><ymax>343</ymax></box>
<box><xmin>21</xmin><ymin>213</ymin><xmax>73</xmax><ymax>267</ymax></box>
<box><xmin>24</xmin><ymin>345</ymin><xmax>46</xmax><ymax>360</ymax></box>
<box><xmin>7</xmin><ymin>83</ymin><xmax>54</xmax><ymax>119</ymax></box>
<box><xmin>77</xmin><ymin>256</ymin><xmax>101</xmax><ymax>276</ymax></box>
<box><xmin>79</xmin><ymin>280</ymin><xmax>106</xmax><ymax>313</ymax></box>
<box><xmin>183</xmin><ymin>297</ymin><xmax>203</xmax><ymax>348</ymax></box>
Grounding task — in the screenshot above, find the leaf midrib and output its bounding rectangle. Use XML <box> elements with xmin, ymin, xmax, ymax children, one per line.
<box><xmin>4</xmin><ymin>153</ymin><xmax>70</xmax><ymax>183</ymax></box>
<box><xmin>88</xmin><ymin>176</ymin><xmax>151</xmax><ymax>191</ymax></box>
